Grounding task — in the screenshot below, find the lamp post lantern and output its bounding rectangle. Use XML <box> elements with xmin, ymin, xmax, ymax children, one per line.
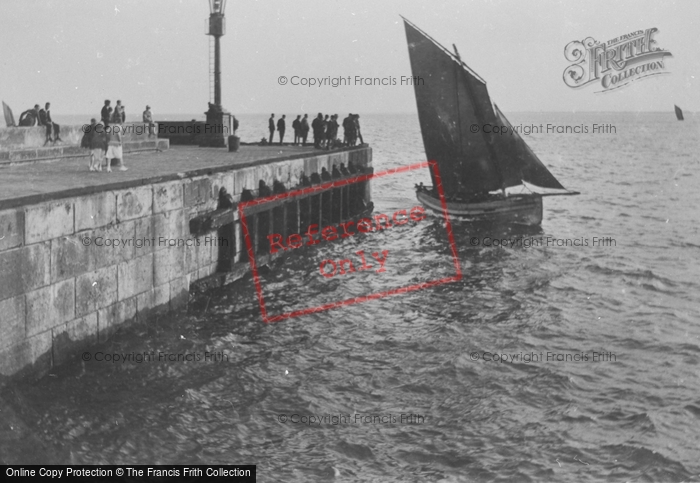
<box><xmin>200</xmin><ymin>0</ymin><xmax>236</xmax><ymax>148</ymax></box>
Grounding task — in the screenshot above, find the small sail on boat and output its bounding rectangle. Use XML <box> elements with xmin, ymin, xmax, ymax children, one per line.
<box><xmin>2</xmin><ymin>101</ymin><xmax>16</xmax><ymax>127</ymax></box>
<box><xmin>674</xmin><ymin>105</ymin><xmax>684</xmax><ymax>121</ymax></box>
<box><xmin>402</xmin><ymin>18</ymin><xmax>578</xmax><ymax>225</ymax></box>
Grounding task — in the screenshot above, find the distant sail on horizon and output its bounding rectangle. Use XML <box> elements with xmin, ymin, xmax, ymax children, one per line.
<box><xmin>674</xmin><ymin>105</ymin><xmax>684</xmax><ymax>121</ymax></box>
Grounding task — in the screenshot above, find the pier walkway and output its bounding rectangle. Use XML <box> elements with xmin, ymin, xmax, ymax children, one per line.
<box><xmin>0</xmin><ymin>145</ymin><xmax>321</xmax><ymax>209</ymax></box>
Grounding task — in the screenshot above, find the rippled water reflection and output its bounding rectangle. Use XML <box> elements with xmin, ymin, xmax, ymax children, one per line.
<box><xmin>3</xmin><ymin>113</ymin><xmax>700</xmax><ymax>482</ymax></box>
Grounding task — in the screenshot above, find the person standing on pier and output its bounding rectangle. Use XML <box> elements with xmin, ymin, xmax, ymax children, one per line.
<box><xmin>85</xmin><ymin>119</ymin><xmax>107</xmax><ymax>172</ymax></box>
<box><xmin>301</xmin><ymin>114</ymin><xmax>309</xmax><ymax>144</ymax></box>
<box><xmin>326</xmin><ymin>114</ymin><xmax>339</xmax><ymax>149</ymax></box>
<box><xmin>312</xmin><ymin>113</ymin><xmax>323</xmax><ymax>148</ymax></box>
<box><xmin>292</xmin><ymin>115</ymin><xmax>301</xmax><ymax>145</ymax></box>
<box><xmin>105</xmin><ymin>123</ymin><xmax>127</xmax><ymax>172</ymax></box>
<box><xmin>277</xmin><ymin>114</ymin><xmax>286</xmax><ymax>144</ymax></box>
<box><xmin>101</xmin><ymin>100</ymin><xmax>112</xmax><ymax>127</ymax></box>
<box><xmin>112</xmin><ymin>100</ymin><xmax>125</xmax><ymax>124</ymax></box>
<box><xmin>268</xmin><ymin>114</ymin><xmax>275</xmax><ymax>144</ymax></box>
<box><xmin>354</xmin><ymin>114</ymin><xmax>363</xmax><ymax>145</ymax></box>
<box><xmin>342</xmin><ymin>114</ymin><xmax>352</xmax><ymax>145</ymax></box>
<box><xmin>142</xmin><ymin>105</ymin><xmax>155</xmax><ymax>138</ymax></box>
<box><xmin>321</xmin><ymin>114</ymin><xmax>330</xmax><ymax>148</ymax></box>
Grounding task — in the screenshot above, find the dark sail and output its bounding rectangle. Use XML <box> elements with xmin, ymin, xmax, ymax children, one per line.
<box><xmin>404</xmin><ymin>19</ymin><xmax>502</xmax><ymax>196</ymax></box>
<box><xmin>403</xmin><ymin>18</ymin><xmax>567</xmax><ymax>195</ymax></box>
<box><xmin>675</xmin><ymin>105</ymin><xmax>684</xmax><ymax>121</ymax></box>
<box><xmin>492</xmin><ymin>105</ymin><xmax>566</xmax><ymax>190</ymax></box>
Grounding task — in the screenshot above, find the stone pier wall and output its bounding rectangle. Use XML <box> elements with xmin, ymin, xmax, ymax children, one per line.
<box><xmin>0</xmin><ymin>147</ymin><xmax>372</xmax><ymax>379</ymax></box>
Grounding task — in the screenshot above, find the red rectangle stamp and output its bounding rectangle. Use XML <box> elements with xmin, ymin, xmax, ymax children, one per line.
<box><xmin>238</xmin><ymin>160</ymin><xmax>461</xmax><ymax>323</ymax></box>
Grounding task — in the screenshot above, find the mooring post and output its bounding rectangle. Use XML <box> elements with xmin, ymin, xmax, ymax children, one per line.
<box><xmin>233</xmin><ymin>217</ymin><xmax>242</xmax><ymax>263</ymax></box>
<box><xmin>251</xmin><ymin>214</ymin><xmax>259</xmax><ymax>255</ymax></box>
<box><xmin>295</xmin><ymin>199</ymin><xmax>301</xmax><ymax>234</ymax></box>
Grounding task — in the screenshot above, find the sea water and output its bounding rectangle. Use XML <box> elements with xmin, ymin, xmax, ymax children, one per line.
<box><xmin>4</xmin><ymin>112</ymin><xmax>700</xmax><ymax>482</ymax></box>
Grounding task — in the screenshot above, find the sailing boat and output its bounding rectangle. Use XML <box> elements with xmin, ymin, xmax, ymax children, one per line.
<box><xmin>674</xmin><ymin>105</ymin><xmax>684</xmax><ymax>121</ymax></box>
<box><xmin>403</xmin><ymin>18</ymin><xmax>578</xmax><ymax>225</ymax></box>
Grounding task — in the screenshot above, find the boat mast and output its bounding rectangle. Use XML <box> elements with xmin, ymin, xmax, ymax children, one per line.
<box><xmin>452</xmin><ymin>44</ymin><xmax>464</xmax><ymax>161</ymax></box>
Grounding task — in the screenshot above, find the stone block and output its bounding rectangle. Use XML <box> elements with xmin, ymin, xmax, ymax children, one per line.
<box><xmin>233</xmin><ymin>167</ymin><xmax>257</xmax><ymax>195</ymax></box>
<box><xmin>74</xmin><ymin>191</ymin><xmax>117</xmax><ymax>232</ymax></box>
<box><xmin>0</xmin><ymin>209</ymin><xmax>24</xmax><ymax>251</ymax></box>
<box><xmin>0</xmin><ymin>243</ymin><xmax>50</xmax><ymax>301</ymax></box>
<box><xmin>117</xmin><ymin>253</ymin><xmax>153</xmax><ymax>300</ymax></box>
<box><xmin>153</xmin><ymin>181</ymin><xmax>183</xmax><ymax>213</ymax></box>
<box><xmin>304</xmin><ymin>157</ymin><xmax>320</xmax><ymax>176</ymax></box>
<box><xmin>50</xmin><ymin>234</ymin><xmax>90</xmax><ymax>283</ymax></box>
<box><xmin>136</xmin><ymin>289</ymin><xmax>155</xmax><ymax>316</ymax></box>
<box><xmin>212</xmin><ymin>172</ymin><xmax>235</xmax><ymax>202</ymax></box>
<box><xmin>154</xmin><ymin>283</ymin><xmax>170</xmax><ymax>308</ymax></box>
<box><xmin>25</xmin><ymin>278</ymin><xmax>75</xmax><ymax>337</ymax></box>
<box><xmin>170</xmin><ymin>276</ymin><xmax>189</xmax><ymax>310</ymax></box>
<box><xmin>0</xmin><ymin>331</ymin><xmax>52</xmax><ymax>378</ymax></box>
<box><xmin>184</xmin><ymin>235</ymin><xmax>213</xmax><ymax>273</ymax></box>
<box><xmin>25</xmin><ymin>200</ymin><xmax>74</xmax><ymax>244</ymax></box>
<box><xmin>184</xmin><ymin>177</ymin><xmax>212</xmax><ymax>208</ymax></box>
<box><xmin>153</xmin><ymin>246</ymin><xmax>186</xmax><ymax>286</ymax></box>
<box><xmin>116</xmin><ymin>186</ymin><xmax>152</xmax><ymax>222</ymax></box>
<box><xmin>154</xmin><ymin>209</ymin><xmax>186</xmax><ymax>249</ymax></box>
<box><xmin>89</xmin><ymin>221</ymin><xmax>136</xmax><ymax>269</ymax></box>
<box><xmin>133</xmin><ymin>215</ymin><xmax>157</xmax><ymax>254</ymax></box>
<box><xmin>97</xmin><ymin>298</ymin><xmax>137</xmax><ymax>343</ymax></box>
<box><xmin>75</xmin><ymin>265</ymin><xmax>118</xmax><ymax>316</ymax></box>
<box><xmin>0</xmin><ymin>296</ymin><xmax>26</xmax><ymax>351</ymax></box>
<box><xmin>52</xmin><ymin>313</ymin><xmax>98</xmax><ymax>365</ymax></box>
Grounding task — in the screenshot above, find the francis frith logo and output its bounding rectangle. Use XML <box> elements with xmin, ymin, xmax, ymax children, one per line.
<box><xmin>563</xmin><ymin>28</ymin><xmax>672</xmax><ymax>92</ymax></box>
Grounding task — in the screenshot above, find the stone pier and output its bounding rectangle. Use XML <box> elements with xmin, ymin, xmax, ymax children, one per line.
<box><xmin>0</xmin><ymin>143</ymin><xmax>372</xmax><ymax>380</ymax></box>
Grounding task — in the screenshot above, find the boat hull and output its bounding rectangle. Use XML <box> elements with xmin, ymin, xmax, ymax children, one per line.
<box><xmin>416</xmin><ymin>189</ymin><xmax>543</xmax><ymax>226</ymax></box>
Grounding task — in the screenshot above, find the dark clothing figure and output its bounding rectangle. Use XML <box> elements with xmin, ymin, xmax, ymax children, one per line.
<box><xmin>342</xmin><ymin>115</ymin><xmax>353</xmax><ymax>145</ymax></box>
<box><xmin>112</xmin><ymin>105</ymin><xmax>125</xmax><ymax>124</ymax></box>
<box><xmin>277</xmin><ymin>116</ymin><xmax>286</xmax><ymax>144</ymax></box>
<box><xmin>311</xmin><ymin>114</ymin><xmax>323</xmax><ymax>148</ymax></box>
<box><xmin>326</xmin><ymin>115</ymin><xmax>339</xmax><ymax>149</ymax></box>
<box><xmin>101</xmin><ymin>102</ymin><xmax>112</xmax><ymax>127</ymax></box>
<box><xmin>268</xmin><ymin>115</ymin><xmax>275</xmax><ymax>144</ymax></box>
<box><xmin>18</xmin><ymin>108</ymin><xmax>38</xmax><ymax>126</ymax></box>
<box><xmin>321</xmin><ymin>115</ymin><xmax>329</xmax><ymax>147</ymax></box>
<box><xmin>301</xmin><ymin>115</ymin><xmax>310</xmax><ymax>144</ymax></box>
<box><xmin>354</xmin><ymin>114</ymin><xmax>363</xmax><ymax>144</ymax></box>
<box><xmin>292</xmin><ymin>116</ymin><xmax>301</xmax><ymax>145</ymax></box>
<box><xmin>39</xmin><ymin>105</ymin><xmax>61</xmax><ymax>144</ymax></box>
<box><xmin>343</xmin><ymin>114</ymin><xmax>357</xmax><ymax>146</ymax></box>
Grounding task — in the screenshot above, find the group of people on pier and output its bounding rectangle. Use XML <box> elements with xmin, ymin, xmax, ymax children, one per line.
<box><xmin>17</xmin><ymin>102</ymin><xmax>62</xmax><ymax>145</ymax></box>
<box><xmin>267</xmin><ymin>113</ymin><xmax>363</xmax><ymax>148</ymax></box>
<box><xmin>81</xmin><ymin>116</ymin><xmax>128</xmax><ymax>173</ymax></box>
<box><xmin>79</xmin><ymin>99</ymin><xmax>132</xmax><ymax>173</ymax></box>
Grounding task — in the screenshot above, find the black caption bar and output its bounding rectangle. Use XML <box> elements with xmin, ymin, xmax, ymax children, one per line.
<box><xmin>2</xmin><ymin>466</ymin><xmax>256</xmax><ymax>482</ymax></box>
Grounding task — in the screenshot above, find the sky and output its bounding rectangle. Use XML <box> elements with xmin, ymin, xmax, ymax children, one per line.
<box><xmin>1</xmin><ymin>0</ymin><xmax>698</xmax><ymax>117</ymax></box>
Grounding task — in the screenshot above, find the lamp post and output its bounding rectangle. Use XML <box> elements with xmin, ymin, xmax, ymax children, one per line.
<box><xmin>200</xmin><ymin>0</ymin><xmax>234</xmax><ymax>148</ymax></box>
